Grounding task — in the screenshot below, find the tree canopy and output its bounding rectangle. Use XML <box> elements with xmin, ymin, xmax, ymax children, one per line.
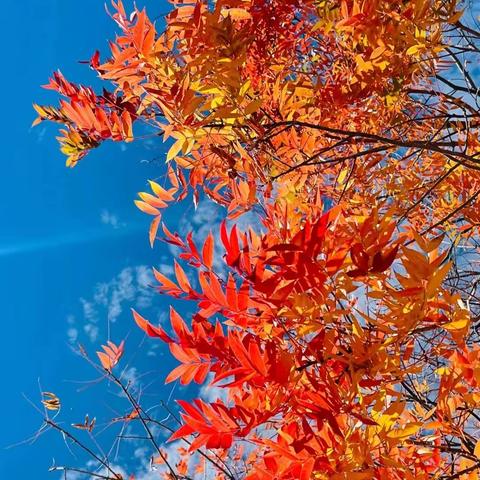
<box><xmin>34</xmin><ymin>1</ymin><xmax>480</xmax><ymax>479</ymax></box>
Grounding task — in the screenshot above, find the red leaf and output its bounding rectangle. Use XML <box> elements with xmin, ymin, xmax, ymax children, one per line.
<box><xmin>132</xmin><ymin>309</ymin><xmax>173</xmax><ymax>343</ymax></box>
<box><xmin>186</xmin><ymin>232</ymin><xmax>201</xmax><ymax>261</ymax></box>
<box><xmin>194</xmin><ymin>363</ymin><xmax>210</xmax><ymax>384</ymax></box>
<box><xmin>248</xmin><ymin>340</ymin><xmax>267</xmax><ymax>376</ymax></box>
<box><xmin>167</xmin><ymin>423</ymin><xmax>195</xmax><ymax>442</ymax></box>
<box><xmin>162</xmin><ymin>223</ymin><xmax>185</xmax><ymax>247</ymax></box>
<box><xmin>225</xmin><ymin>274</ymin><xmax>238</xmax><ymax>311</ymax></box>
<box><xmin>371</xmin><ymin>244</ymin><xmax>399</xmax><ymax>273</ymax></box>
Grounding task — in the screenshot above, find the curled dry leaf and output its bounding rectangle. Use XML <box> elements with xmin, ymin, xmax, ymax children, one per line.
<box><xmin>41</xmin><ymin>392</ymin><xmax>61</xmax><ymax>411</ymax></box>
<box><xmin>72</xmin><ymin>414</ymin><xmax>96</xmax><ymax>432</ymax></box>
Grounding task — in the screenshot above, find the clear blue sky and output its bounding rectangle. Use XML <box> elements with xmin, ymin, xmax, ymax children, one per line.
<box><xmin>0</xmin><ymin>1</ymin><xmax>204</xmax><ymax>478</ymax></box>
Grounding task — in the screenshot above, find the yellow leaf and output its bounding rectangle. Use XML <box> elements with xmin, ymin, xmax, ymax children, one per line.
<box><xmin>337</xmin><ymin>166</ymin><xmax>349</xmax><ymax>185</ymax></box>
<box><xmin>435</xmin><ymin>367</ymin><xmax>450</xmax><ymax>376</ymax></box>
<box><xmin>443</xmin><ymin>319</ymin><xmax>469</xmax><ymax>331</ymax></box>
<box><xmin>239</xmin><ymin>80</ymin><xmax>251</xmax><ymax>98</ymax></box>
<box><xmin>355</xmin><ymin>54</ymin><xmax>374</xmax><ymax>73</ymax></box>
<box><xmin>224</xmin><ymin>8</ymin><xmax>252</xmax><ymax>20</ymax></box>
<box><xmin>166</xmin><ymin>138</ymin><xmax>184</xmax><ymax>162</ymax></box>
<box><xmin>406</xmin><ymin>45</ymin><xmax>421</xmax><ymax>56</ymax></box>
<box><xmin>387</xmin><ymin>422</ymin><xmax>421</xmax><ymax>440</ymax></box>
<box><xmin>475</xmin><ymin>439</ymin><xmax>480</xmax><ymax>460</ymax></box>
<box><xmin>294</xmin><ymin>86</ymin><xmax>312</xmax><ymax>97</ymax></box>
<box><xmin>352</xmin><ymin>317</ymin><xmax>365</xmax><ymax>338</ymax></box>
<box><xmin>148</xmin><ymin>180</ymin><xmax>175</xmax><ymax>201</ymax></box>
<box><xmin>415</xmin><ymin>27</ymin><xmax>427</xmax><ymax>40</ymax></box>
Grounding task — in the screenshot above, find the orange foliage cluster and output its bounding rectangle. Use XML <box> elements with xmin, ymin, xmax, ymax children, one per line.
<box><xmin>36</xmin><ymin>0</ymin><xmax>480</xmax><ymax>479</ymax></box>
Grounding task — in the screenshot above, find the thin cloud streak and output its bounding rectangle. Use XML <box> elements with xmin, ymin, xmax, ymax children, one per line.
<box><xmin>0</xmin><ymin>223</ymin><xmax>146</xmax><ymax>257</ymax></box>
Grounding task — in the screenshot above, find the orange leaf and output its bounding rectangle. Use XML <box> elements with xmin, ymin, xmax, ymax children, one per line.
<box><xmin>148</xmin><ymin>180</ymin><xmax>175</xmax><ymax>201</ymax></box>
<box><xmin>96</xmin><ymin>340</ymin><xmax>124</xmax><ymax>372</ymax></box>
<box><xmin>149</xmin><ymin>216</ymin><xmax>161</xmax><ymax>248</ymax></box>
<box><xmin>134</xmin><ymin>200</ymin><xmax>160</xmax><ymax>216</ymax></box>
<box><xmin>138</xmin><ymin>192</ymin><xmax>168</xmax><ymax>209</ymax></box>
<box><xmin>174</xmin><ymin>261</ymin><xmax>192</xmax><ymax>292</ymax></box>
<box><xmin>202</xmin><ymin>232</ymin><xmax>214</xmax><ymax>269</ymax></box>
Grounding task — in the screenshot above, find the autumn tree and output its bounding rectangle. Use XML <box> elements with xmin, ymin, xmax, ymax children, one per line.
<box><xmin>33</xmin><ymin>0</ymin><xmax>480</xmax><ymax>478</ymax></box>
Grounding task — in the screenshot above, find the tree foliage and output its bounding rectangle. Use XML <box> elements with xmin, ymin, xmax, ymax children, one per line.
<box><xmin>34</xmin><ymin>0</ymin><xmax>480</xmax><ymax>478</ymax></box>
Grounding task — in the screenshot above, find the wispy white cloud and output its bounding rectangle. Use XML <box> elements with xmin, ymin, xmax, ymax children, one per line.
<box><xmin>67</xmin><ymin>265</ymin><xmax>161</xmax><ymax>345</ymax></box>
<box><xmin>177</xmin><ymin>200</ymin><xmax>227</xmax><ymax>275</ymax></box>
<box><xmin>157</xmin><ymin>260</ymin><xmax>174</xmax><ymax>276</ymax></box>
<box><xmin>176</xmin><ymin>198</ymin><xmax>263</xmax><ymax>277</ymax></box>
<box><xmin>179</xmin><ymin>199</ymin><xmax>223</xmax><ymax>240</ymax></box>
<box><xmin>66</xmin><ymin>315</ymin><xmax>79</xmax><ymax>344</ymax></box>
<box><xmin>100</xmin><ymin>210</ymin><xmax>125</xmax><ymax>229</ymax></box>
<box><xmin>83</xmin><ymin>323</ymin><xmax>99</xmax><ymax>343</ymax></box>
<box><xmin>91</xmin><ymin>266</ymin><xmax>154</xmax><ymax>325</ymax></box>
<box><xmin>199</xmin><ymin>374</ymin><xmax>229</xmax><ymax>404</ymax></box>
<box><xmin>80</xmin><ymin>299</ymin><xmax>98</xmax><ymax>323</ymax></box>
<box><xmin>132</xmin><ymin>440</ymin><xmax>189</xmax><ymax>480</ymax></box>
<box><xmin>120</xmin><ymin>366</ymin><xmax>140</xmax><ymax>393</ymax></box>
<box><xmin>66</xmin><ymin>327</ymin><xmax>78</xmax><ymax>344</ymax></box>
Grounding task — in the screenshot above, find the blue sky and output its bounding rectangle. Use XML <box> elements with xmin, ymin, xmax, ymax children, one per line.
<box><xmin>0</xmin><ymin>1</ymin><xmax>213</xmax><ymax>478</ymax></box>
